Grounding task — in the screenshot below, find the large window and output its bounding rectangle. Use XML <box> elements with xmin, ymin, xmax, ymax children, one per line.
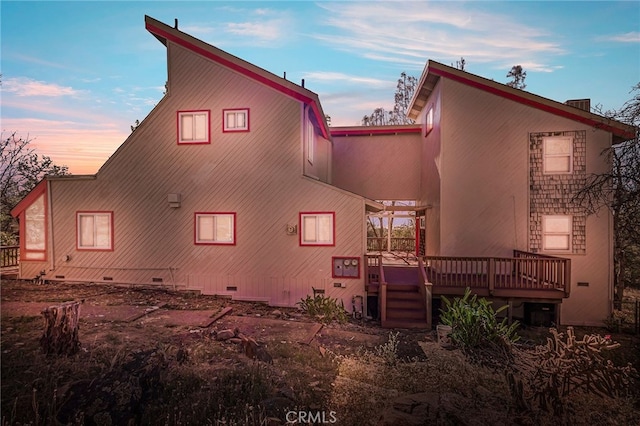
<box><xmin>542</xmin><ymin>215</ymin><xmax>572</xmax><ymax>252</ymax></box>
<box><xmin>223</xmin><ymin>109</ymin><xmax>249</xmax><ymax>132</ymax></box>
<box><xmin>543</xmin><ymin>136</ymin><xmax>573</xmax><ymax>174</ymax></box>
<box><xmin>178</xmin><ymin>110</ymin><xmax>210</xmax><ymax>144</ymax></box>
<box><xmin>77</xmin><ymin>212</ymin><xmax>113</xmax><ymax>251</ymax></box>
<box><xmin>195</xmin><ymin>212</ymin><xmax>236</xmax><ymax>245</ymax></box>
<box><xmin>24</xmin><ymin>193</ymin><xmax>46</xmax><ymax>260</ymax></box>
<box><xmin>300</xmin><ymin>212</ymin><xmax>335</xmax><ymax>246</ymax></box>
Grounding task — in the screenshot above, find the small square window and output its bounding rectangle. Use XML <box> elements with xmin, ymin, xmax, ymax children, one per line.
<box><xmin>178</xmin><ymin>110</ymin><xmax>210</xmax><ymax>144</ymax></box>
<box><xmin>543</xmin><ymin>137</ymin><xmax>573</xmax><ymax>174</ymax></box>
<box><xmin>223</xmin><ymin>109</ymin><xmax>249</xmax><ymax>132</ymax></box>
<box><xmin>542</xmin><ymin>215</ymin><xmax>572</xmax><ymax>251</ymax></box>
<box><xmin>195</xmin><ymin>212</ymin><xmax>236</xmax><ymax>245</ymax></box>
<box><xmin>77</xmin><ymin>211</ymin><xmax>113</xmax><ymax>251</ymax></box>
<box><xmin>300</xmin><ymin>212</ymin><xmax>334</xmax><ymax>246</ymax></box>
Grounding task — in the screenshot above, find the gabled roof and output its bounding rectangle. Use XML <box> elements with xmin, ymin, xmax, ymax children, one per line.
<box><xmin>145</xmin><ymin>16</ymin><xmax>330</xmax><ymax>139</ymax></box>
<box><xmin>408</xmin><ymin>60</ymin><xmax>636</xmax><ymax>144</ymax></box>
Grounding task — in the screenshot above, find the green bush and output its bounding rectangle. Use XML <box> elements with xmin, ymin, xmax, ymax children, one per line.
<box><xmin>439</xmin><ymin>288</ymin><xmax>519</xmax><ymax>350</ymax></box>
<box><xmin>297</xmin><ymin>294</ymin><xmax>348</xmax><ymax>324</ymax></box>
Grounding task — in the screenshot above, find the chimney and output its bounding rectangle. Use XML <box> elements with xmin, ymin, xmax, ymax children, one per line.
<box><xmin>565</xmin><ymin>99</ymin><xmax>591</xmax><ymax>112</ymax></box>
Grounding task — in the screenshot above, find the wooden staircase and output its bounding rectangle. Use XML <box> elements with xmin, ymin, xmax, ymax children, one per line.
<box><xmin>383</xmin><ymin>283</ymin><xmax>428</xmax><ymax>328</ymax></box>
<box><xmin>381</xmin><ymin>265</ymin><xmax>429</xmax><ymax>329</ymax></box>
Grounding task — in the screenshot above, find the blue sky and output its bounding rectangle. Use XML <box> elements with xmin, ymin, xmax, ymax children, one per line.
<box><xmin>2</xmin><ymin>1</ymin><xmax>639</xmax><ymax>174</ymax></box>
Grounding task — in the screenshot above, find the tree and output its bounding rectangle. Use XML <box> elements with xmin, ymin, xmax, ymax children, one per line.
<box><xmin>362</xmin><ymin>72</ymin><xmax>417</xmax><ymax>126</ymax></box>
<box><xmin>573</xmin><ymin>83</ymin><xmax>640</xmax><ymax>302</ymax></box>
<box><xmin>506</xmin><ymin>65</ymin><xmax>527</xmax><ymax>90</ymax></box>
<box><xmin>452</xmin><ymin>57</ymin><xmax>466</xmax><ymax>71</ymax></box>
<box><xmin>0</xmin><ymin>132</ymin><xmax>69</xmax><ymax>244</ymax></box>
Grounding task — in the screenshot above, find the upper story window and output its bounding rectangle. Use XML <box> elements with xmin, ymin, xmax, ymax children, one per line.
<box><xmin>306</xmin><ymin>109</ymin><xmax>315</xmax><ymax>164</ymax></box>
<box><xmin>77</xmin><ymin>211</ymin><xmax>113</xmax><ymax>251</ymax></box>
<box><xmin>425</xmin><ymin>107</ymin><xmax>434</xmax><ymax>135</ymax></box>
<box><xmin>300</xmin><ymin>212</ymin><xmax>334</xmax><ymax>246</ymax></box>
<box><xmin>542</xmin><ymin>215</ymin><xmax>572</xmax><ymax>252</ymax></box>
<box><xmin>543</xmin><ymin>136</ymin><xmax>573</xmax><ymax>174</ymax></box>
<box><xmin>195</xmin><ymin>212</ymin><xmax>236</xmax><ymax>245</ymax></box>
<box><xmin>223</xmin><ymin>109</ymin><xmax>249</xmax><ymax>132</ymax></box>
<box><xmin>178</xmin><ymin>110</ymin><xmax>210</xmax><ymax>144</ymax></box>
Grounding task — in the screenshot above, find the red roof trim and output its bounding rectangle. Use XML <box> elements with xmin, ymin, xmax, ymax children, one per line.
<box><xmin>330</xmin><ymin>126</ymin><xmax>422</xmax><ymax>137</ymax></box>
<box><xmin>10</xmin><ymin>179</ymin><xmax>47</xmax><ymax>218</ymax></box>
<box><xmin>146</xmin><ymin>21</ymin><xmax>329</xmax><ymax>139</ymax></box>
<box><xmin>430</xmin><ymin>66</ymin><xmax>635</xmax><ymax>140</ymax></box>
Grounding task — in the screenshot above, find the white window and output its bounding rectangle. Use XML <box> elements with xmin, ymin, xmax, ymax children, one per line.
<box><xmin>543</xmin><ymin>137</ymin><xmax>573</xmax><ymax>174</ymax></box>
<box><xmin>24</xmin><ymin>193</ymin><xmax>46</xmax><ymax>260</ymax></box>
<box><xmin>178</xmin><ymin>110</ymin><xmax>210</xmax><ymax>144</ymax></box>
<box><xmin>77</xmin><ymin>212</ymin><xmax>113</xmax><ymax>250</ymax></box>
<box><xmin>300</xmin><ymin>212</ymin><xmax>334</xmax><ymax>246</ymax></box>
<box><xmin>425</xmin><ymin>107</ymin><xmax>434</xmax><ymax>135</ymax></box>
<box><xmin>223</xmin><ymin>109</ymin><xmax>249</xmax><ymax>132</ymax></box>
<box><xmin>195</xmin><ymin>213</ymin><xmax>235</xmax><ymax>245</ymax></box>
<box><xmin>306</xmin><ymin>110</ymin><xmax>315</xmax><ymax>164</ymax></box>
<box><xmin>542</xmin><ymin>215</ymin><xmax>572</xmax><ymax>251</ymax></box>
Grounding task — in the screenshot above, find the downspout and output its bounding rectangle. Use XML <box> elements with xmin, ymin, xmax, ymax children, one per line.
<box><xmin>47</xmin><ymin>179</ymin><xmax>55</xmax><ymax>273</ymax></box>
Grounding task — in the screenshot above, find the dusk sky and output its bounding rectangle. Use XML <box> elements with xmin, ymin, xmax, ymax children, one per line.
<box><xmin>2</xmin><ymin>1</ymin><xmax>639</xmax><ymax>174</ymax></box>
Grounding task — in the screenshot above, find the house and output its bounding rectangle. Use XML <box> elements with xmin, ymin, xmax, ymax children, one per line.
<box><xmin>11</xmin><ymin>16</ymin><xmax>635</xmax><ymax>327</ymax></box>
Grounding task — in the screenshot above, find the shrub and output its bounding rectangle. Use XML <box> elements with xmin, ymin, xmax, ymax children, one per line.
<box><xmin>439</xmin><ymin>288</ymin><xmax>520</xmax><ymax>350</ymax></box>
<box><xmin>297</xmin><ymin>294</ymin><xmax>348</xmax><ymax>324</ymax></box>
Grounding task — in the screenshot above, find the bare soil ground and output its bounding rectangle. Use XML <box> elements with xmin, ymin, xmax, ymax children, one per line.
<box><xmin>1</xmin><ymin>279</ymin><xmax>638</xmax><ymax>425</ymax></box>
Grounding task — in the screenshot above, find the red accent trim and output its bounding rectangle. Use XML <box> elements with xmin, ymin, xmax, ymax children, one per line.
<box><xmin>147</xmin><ymin>21</ymin><xmax>329</xmax><ymax>140</ymax></box>
<box><xmin>222</xmin><ymin>108</ymin><xmax>250</xmax><ymax>133</ymax></box>
<box><xmin>430</xmin><ymin>66</ymin><xmax>636</xmax><ymax>140</ymax></box>
<box><xmin>331</xmin><ymin>256</ymin><xmax>361</xmax><ymax>279</ymax></box>
<box><xmin>194</xmin><ymin>212</ymin><xmax>237</xmax><ymax>246</ymax></box>
<box><xmin>299</xmin><ymin>211</ymin><xmax>336</xmax><ymax>247</ymax></box>
<box><xmin>76</xmin><ymin>211</ymin><xmax>115</xmax><ymax>251</ymax></box>
<box><xmin>17</xmin><ymin>181</ymin><xmax>48</xmax><ymax>262</ymax></box>
<box><xmin>177</xmin><ymin>110</ymin><xmax>211</xmax><ymax>144</ymax></box>
<box><xmin>330</xmin><ymin>126</ymin><xmax>422</xmax><ymax>137</ymax></box>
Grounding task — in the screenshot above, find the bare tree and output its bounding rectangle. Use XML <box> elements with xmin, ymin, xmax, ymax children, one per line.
<box><xmin>363</xmin><ymin>72</ymin><xmax>417</xmax><ymax>126</ymax></box>
<box><xmin>573</xmin><ymin>83</ymin><xmax>640</xmax><ymax>302</ymax></box>
<box><xmin>1</xmin><ymin>132</ymin><xmax>69</xmax><ymax>243</ymax></box>
<box><xmin>506</xmin><ymin>65</ymin><xmax>527</xmax><ymax>90</ymax></box>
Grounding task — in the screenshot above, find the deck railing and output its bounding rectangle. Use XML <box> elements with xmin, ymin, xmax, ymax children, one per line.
<box><xmin>1</xmin><ymin>246</ymin><xmax>19</xmax><ymax>268</ymax></box>
<box><xmin>367</xmin><ymin>237</ymin><xmax>415</xmax><ymax>252</ymax></box>
<box><xmin>365</xmin><ymin>254</ymin><xmax>387</xmax><ymax>322</ymax></box>
<box><xmin>421</xmin><ymin>250</ymin><xmax>570</xmax><ymax>297</ymax></box>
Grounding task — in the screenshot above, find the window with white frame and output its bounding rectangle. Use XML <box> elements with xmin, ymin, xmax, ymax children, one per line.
<box><xmin>77</xmin><ymin>212</ymin><xmax>113</xmax><ymax>250</ymax></box>
<box><xmin>300</xmin><ymin>212</ymin><xmax>334</xmax><ymax>246</ymax></box>
<box><xmin>543</xmin><ymin>136</ymin><xmax>573</xmax><ymax>174</ymax></box>
<box><xmin>223</xmin><ymin>109</ymin><xmax>249</xmax><ymax>132</ymax></box>
<box><xmin>195</xmin><ymin>213</ymin><xmax>236</xmax><ymax>245</ymax></box>
<box><xmin>542</xmin><ymin>215</ymin><xmax>572</xmax><ymax>251</ymax></box>
<box><xmin>178</xmin><ymin>110</ymin><xmax>210</xmax><ymax>144</ymax></box>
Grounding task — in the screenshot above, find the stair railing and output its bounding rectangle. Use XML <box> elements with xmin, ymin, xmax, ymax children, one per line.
<box><xmin>418</xmin><ymin>257</ymin><xmax>433</xmax><ymax>329</ymax></box>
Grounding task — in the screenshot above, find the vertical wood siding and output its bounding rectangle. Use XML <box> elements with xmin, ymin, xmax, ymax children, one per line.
<box><xmin>42</xmin><ymin>41</ymin><xmax>366</xmax><ymax>309</ymax></box>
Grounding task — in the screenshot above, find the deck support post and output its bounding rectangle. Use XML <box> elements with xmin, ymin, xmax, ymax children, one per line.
<box><xmin>424</xmin><ymin>281</ymin><xmax>433</xmax><ymax>329</ymax></box>
<box><xmin>380</xmin><ymin>281</ymin><xmax>387</xmax><ymax>326</ymax></box>
<box><xmin>488</xmin><ymin>258</ymin><xmax>495</xmax><ymax>296</ymax></box>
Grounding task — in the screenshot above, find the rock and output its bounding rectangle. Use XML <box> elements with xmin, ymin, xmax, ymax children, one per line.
<box><xmin>228</xmin><ymin>337</ymin><xmax>242</xmax><ymax>344</ymax></box>
<box><xmin>214</xmin><ymin>329</ymin><xmax>236</xmax><ymax>341</ymax></box>
<box><xmin>240</xmin><ymin>336</ymin><xmax>273</xmax><ymax>364</ymax></box>
<box><xmin>271</xmin><ymin>309</ymin><xmax>283</xmax><ymax>318</ymax></box>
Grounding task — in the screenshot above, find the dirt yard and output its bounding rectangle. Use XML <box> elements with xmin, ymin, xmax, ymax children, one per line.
<box><xmin>1</xmin><ymin>279</ymin><xmax>639</xmax><ymax>425</ymax></box>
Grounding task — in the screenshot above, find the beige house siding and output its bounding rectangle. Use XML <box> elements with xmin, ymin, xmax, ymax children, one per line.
<box><xmin>427</xmin><ymin>77</ymin><xmax>613</xmax><ymax>325</ymax></box>
<box><xmin>32</xmin><ymin>39</ymin><xmax>366</xmax><ymax>309</ymax></box>
<box><xmin>331</xmin><ymin>132</ymin><xmax>422</xmax><ymax>200</ymax></box>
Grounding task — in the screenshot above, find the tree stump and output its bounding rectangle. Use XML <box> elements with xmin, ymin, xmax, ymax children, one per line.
<box><xmin>40</xmin><ymin>301</ymin><xmax>81</xmax><ymax>356</ymax></box>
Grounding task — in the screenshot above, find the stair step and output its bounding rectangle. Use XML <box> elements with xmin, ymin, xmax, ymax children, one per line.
<box><xmin>386</xmin><ymin>284</ymin><xmax>420</xmax><ymax>292</ymax></box>
<box><xmin>387</xmin><ymin>299</ymin><xmax>423</xmax><ymax>309</ymax></box>
<box><xmin>386</xmin><ymin>308</ymin><xmax>425</xmax><ymax>320</ymax></box>
<box><xmin>382</xmin><ymin>319</ymin><xmax>429</xmax><ymax>329</ymax></box>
